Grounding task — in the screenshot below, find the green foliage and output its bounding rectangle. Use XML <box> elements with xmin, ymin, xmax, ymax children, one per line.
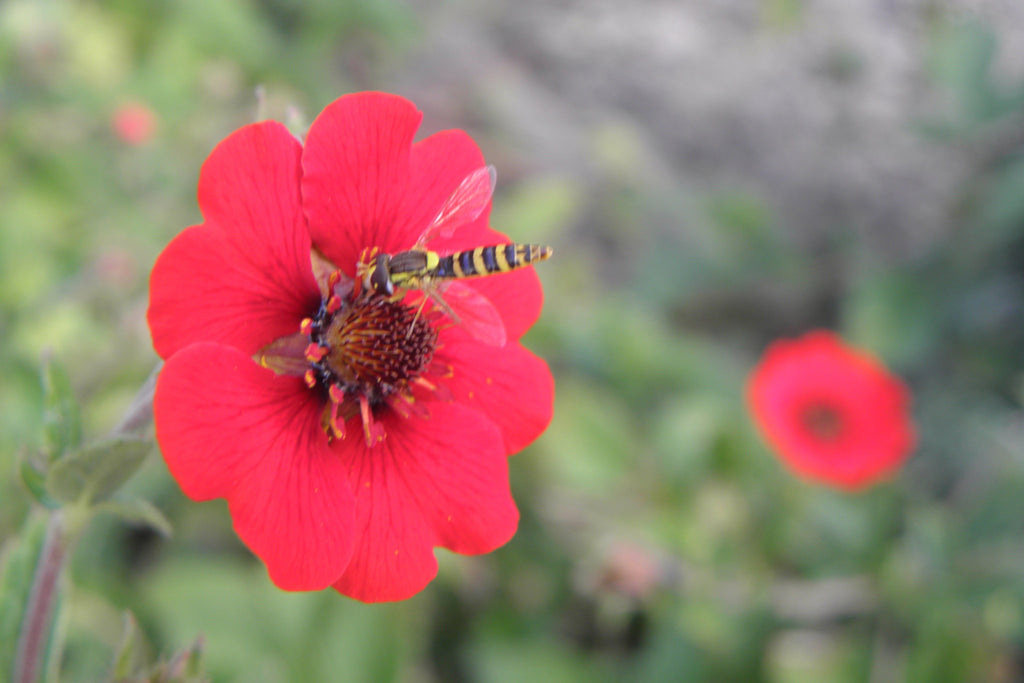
<box><xmin>40</xmin><ymin>358</ymin><xmax>82</xmax><ymax>465</ymax></box>
<box><xmin>136</xmin><ymin>558</ymin><xmax>412</xmax><ymax>682</ymax></box>
<box><xmin>46</xmin><ymin>438</ymin><xmax>151</xmax><ymax>506</ymax></box>
<box><xmin>926</xmin><ymin>17</ymin><xmax>1024</xmax><ymax>131</ymax></box>
<box><xmin>110</xmin><ymin>613</ymin><xmax>207</xmax><ymax>683</ymax></box>
<box><xmin>95</xmin><ymin>499</ymin><xmax>173</xmax><ymax>539</ymax></box>
<box><xmin>19</xmin><ymin>359</ymin><xmax>83</xmax><ymax>510</ymax></box>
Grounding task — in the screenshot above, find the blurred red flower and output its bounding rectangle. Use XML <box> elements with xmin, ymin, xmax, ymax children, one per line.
<box><xmin>112</xmin><ymin>101</ymin><xmax>157</xmax><ymax>146</ymax></box>
<box><xmin>147</xmin><ymin>92</ymin><xmax>553</xmax><ymax>602</ymax></box>
<box><xmin>747</xmin><ymin>331</ymin><xmax>915</xmax><ymax>491</ymax></box>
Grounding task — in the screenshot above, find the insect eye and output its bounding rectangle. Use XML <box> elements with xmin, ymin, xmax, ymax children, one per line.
<box><xmin>370</xmin><ymin>255</ymin><xmax>394</xmax><ymax>296</ymax></box>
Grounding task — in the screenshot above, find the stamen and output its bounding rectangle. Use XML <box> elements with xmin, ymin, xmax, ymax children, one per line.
<box><xmin>412</xmin><ymin>376</ymin><xmax>452</xmax><ymax>402</ymax></box>
<box><xmin>330</xmin><ymin>404</ymin><xmax>346</xmax><ymax>440</ymax></box>
<box><xmin>432</xmin><ymin>383</ymin><xmax>454</xmax><ymax>402</ymax></box>
<box><xmin>359</xmin><ymin>395</ymin><xmax>385</xmax><ymax>444</ymax></box>
<box><xmin>389</xmin><ymin>394</ymin><xmax>414</xmax><ymax>419</ymax></box>
<box><xmin>328</xmin><ymin>384</ymin><xmax>347</xmax><ymax>440</ymax></box>
<box><xmin>429</xmin><ymin>361</ymin><xmax>455</xmax><ymax>379</ymax></box>
<box><xmin>304</xmin><ymin>343</ymin><xmax>327</xmax><ymax>363</ymax></box>
<box><xmin>391</xmin><ymin>392</ymin><xmax>430</xmax><ymax>419</ymax></box>
<box><xmin>413</xmin><ymin>376</ymin><xmax>437</xmax><ymax>391</ymax></box>
<box><xmin>411</xmin><ymin>376</ymin><xmax>436</xmax><ymax>393</ymax></box>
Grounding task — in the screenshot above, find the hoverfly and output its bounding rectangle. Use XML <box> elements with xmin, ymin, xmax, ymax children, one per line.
<box><xmin>361</xmin><ymin>165</ymin><xmax>552</xmax><ymax>347</ymax></box>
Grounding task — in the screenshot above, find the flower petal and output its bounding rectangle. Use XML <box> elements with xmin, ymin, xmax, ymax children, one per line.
<box><xmin>438</xmin><ymin>329</ymin><xmax>555</xmax><ymax>454</ymax></box>
<box><xmin>302</xmin><ymin>92</ymin><xmax>422</xmax><ymax>273</ymax></box>
<box><xmin>331</xmin><ymin>402</ymin><xmax>516</xmax><ymax>602</ymax></box>
<box><xmin>154</xmin><ymin>343</ymin><xmax>356</xmax><ymax>590</ymax></box>
<box><xmin>459</xmin><ymin>265</ymin><xmax>545</xmax><ymax>342</ymax></box>
<box><xmin>303</xmin><ymin>94</ymin><xmax>504</xmax><ymax>275</ymax></box>
<box><xmin>398</xmin><ymin>128</ymin><xmax>491</xmax><ymax>252</ymax></box>
<box><xmin>148</xmin><ymin>227</ymin><xmax>318</xmax><ymax>359</ymax></box>
<box><xmin>148</xmin><ymin>121</ymin><xmax>318</xmax><ymax>358</ymax></box>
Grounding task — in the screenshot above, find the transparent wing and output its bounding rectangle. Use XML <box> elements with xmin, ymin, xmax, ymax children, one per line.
<box><xmin>416</xmin><ymin>165</ymin><xmax>496</xmax><ymax>248</ymax></box>
<box><xmin>426</xmin><ymin>281</ymin><xmax>507</xmax><ymax>347</ymax></box>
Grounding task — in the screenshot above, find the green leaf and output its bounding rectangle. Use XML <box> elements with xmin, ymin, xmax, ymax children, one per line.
<box><xmin>110</xmin><ymin>611</ymin><xmax>207</xmax><ymax>682</ymax></box>
<box><xmin>163</xmin><ymin>637</ymin><xmax>206</xmax><ymax>681</ymax></box>
<box><xmin>110</xmin><ymin>612</ymin><xmax>145</xmax><ymax>680</ymax></box>
<box><xmin>977</xmin><ymin>156</ymin><xmax>1024</xmax><ymax>237</ymax></box>
<box><xmin>40</xmin><ymin>357</ymin><xmax>81</xmax><ymax>464</ymax></box>
<box><xmin>95</xmin><ymin>498</ymin><xmax>172</xmax><ymax>538</ymax></box>
<box><xmin>928</xmin><ymin>19</ymin><xmax>997</xmax><ymax>123</ymax></box>
<box><xmin>842</xmin><ymin>269</ymin><xmax>938</xmax><ymax>371</ymax></box>
<box><xmin>18</xmin><ymin>456</ymin><xmax>60</xmax><ymax>509</ymax></box>
<box><xmin>45</xmin><ymin>438</ymin><xmax>151</xmax><ymax>505</ymax></box>
<box><xmin>925</xmin><ymin>18</ymin><xmax>1024</xmax><ymax>128</ymax></box>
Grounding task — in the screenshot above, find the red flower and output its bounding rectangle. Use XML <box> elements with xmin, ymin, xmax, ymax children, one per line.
<box><xmin>112</xmin><ymin>101</ymin><xmax>157</xmax><ymax>146</ymax></box>
<box><xmin>147</xmin><ymin>92</ymin><xmax>554</xmax><ymax>602</ymax></box>
<box><xmin>746</xmin><ymin>331</ymin><xmax>915</xmax><ymax>490</ymax></box>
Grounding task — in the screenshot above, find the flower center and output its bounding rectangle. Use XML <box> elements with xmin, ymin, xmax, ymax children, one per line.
<box><xmin>314</xmin><ymin>296</ymin><xmax>438</xmax><ymax>405</ymax></box>
<box><xmin>255</xmin><ymin>253</ymin><xmax>451</xmax><ymax>446</ymax></box>
<box><xmin>799</xmin><ymin>402</ymin><xmax>846</xmax><ymax>443</ymax></box>
<box><xmin>301</xmin><ymin>285</ymin><xmax>440</xmax><ymax>444</ymax></box>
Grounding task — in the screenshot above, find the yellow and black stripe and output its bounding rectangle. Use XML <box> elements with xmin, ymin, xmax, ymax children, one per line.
<box><xmin>435</xmin><ymin>244</ymin><xmax>552</xmax><ymax>279</ymax></box>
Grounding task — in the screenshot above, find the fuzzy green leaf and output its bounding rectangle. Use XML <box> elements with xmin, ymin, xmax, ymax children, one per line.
<box><xmin>96</xmin><ymin>498</ymin><xmax>173</xmax><ymax>538</ymax></box>
<box><xmin>110</xmin><ymin>612</ymin><xmax>145</xmax><ymax>680</ymax></box>
<box><xmin>18</xmin><ymin>457</ymin><xmax>60</xmax><ymax>510</ymax></box>
<box><xmin>40</xmin><ymin>358</ymin><xmax>81</xmax><ymax>464</ymax></box>
<box><xmin>45</xmin><ymin>438</ymin><xmax>151</xmax><ymax>505</ymax></box>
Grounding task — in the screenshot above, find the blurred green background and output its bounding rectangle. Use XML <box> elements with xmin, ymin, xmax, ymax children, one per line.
<box><xmin>4</xmin><ymin>0</ymin><xmax>1024</xmax><ymax>681</ymax></box>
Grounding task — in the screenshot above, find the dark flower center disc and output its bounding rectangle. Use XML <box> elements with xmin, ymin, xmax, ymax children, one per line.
<box><xmin>319</xmin><ymin>296</ymin><xmax>437</xmax><ymax>404</ymax></box>
<box><xmin>799</xmin><ymin>402</ymin><xmax>846</xmax><ymax>443</ymax></box>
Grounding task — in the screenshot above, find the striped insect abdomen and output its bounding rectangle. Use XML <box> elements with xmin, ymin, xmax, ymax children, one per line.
<box><xmin>434</xmin><ymin>244</ymin><xmax>552</xmax><ymax>279</ymax></box>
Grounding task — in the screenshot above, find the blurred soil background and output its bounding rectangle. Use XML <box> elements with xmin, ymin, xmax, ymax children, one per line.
<box><xmin>4</xmin><ymin>0</ymin><xmax>1024</xmax><ymax>681</ymax></box>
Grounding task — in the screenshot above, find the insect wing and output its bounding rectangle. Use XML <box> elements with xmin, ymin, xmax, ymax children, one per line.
<box><xmin>428</xmin><ymin>281</ymin><xmax>507</xmax><ymax>347</ymax></box>
<box><xmin>417</xmin><ymin>165</ymin><xmax>496</xmax><ymax>248</ymax></box>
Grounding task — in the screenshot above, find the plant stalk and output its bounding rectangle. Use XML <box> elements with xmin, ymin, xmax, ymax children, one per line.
<box><xmin>110</xmin><ymin>361</ymin><xmax>162</xmax><ymax>438</ymax></box>
<box><xmin>13</xmin><ymin>512</ymin><xmax>65</xmax><ymax>683</ymax></box>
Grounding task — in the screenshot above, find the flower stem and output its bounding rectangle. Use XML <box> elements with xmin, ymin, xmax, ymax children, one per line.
<box><xmin>13</xmin><ymin>512</ymin><xmax>66</xmax><ymax>683</ymax></box>
<box><xmin>109</xmin><ymin>362</ymin><xmax>163</xmax><ymax>438</ymax></box>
